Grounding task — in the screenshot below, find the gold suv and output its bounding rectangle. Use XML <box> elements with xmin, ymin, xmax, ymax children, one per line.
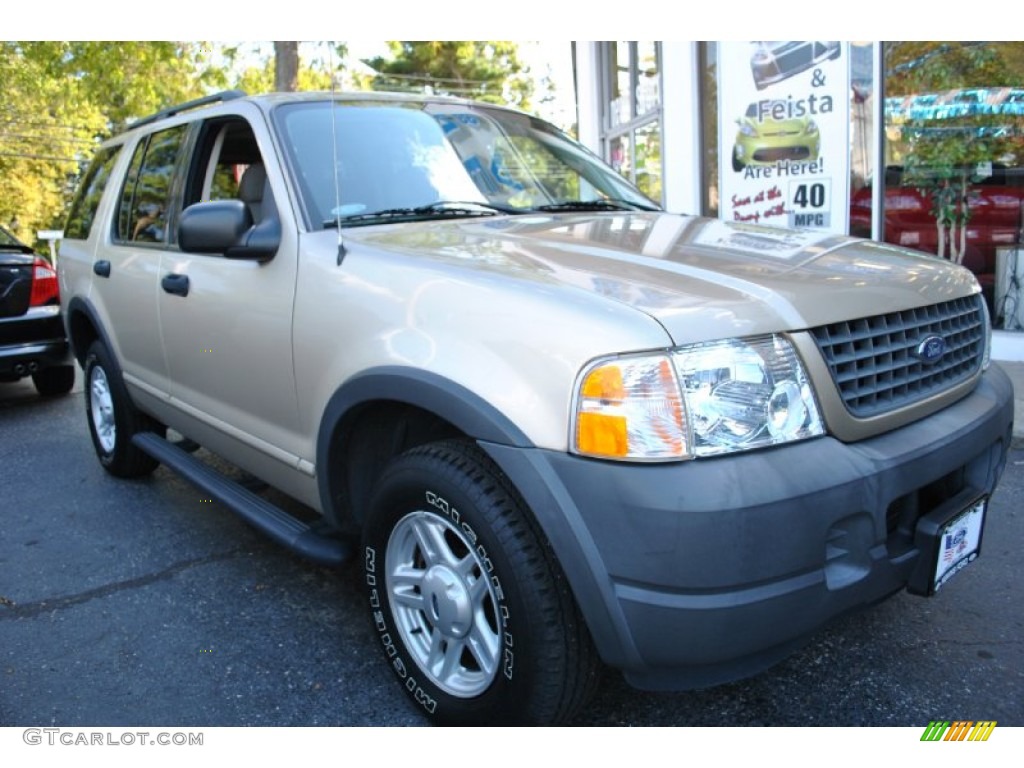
<box><xmin>59</xmin><ymin>91</ymin><xmax>1015</xmax><ymax>725</ymax></box>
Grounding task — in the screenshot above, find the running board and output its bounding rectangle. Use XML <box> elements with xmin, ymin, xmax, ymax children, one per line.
<box><xmin>132</xmin><ymin>432</ymin><xmax>352</xmax><ymax>566</ymax></box>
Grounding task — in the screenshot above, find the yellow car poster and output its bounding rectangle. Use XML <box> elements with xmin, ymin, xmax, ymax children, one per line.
<box><xmin>718</xmin><ymin>41</ymin><xmax>851</xmax><ymax>234</ymax></box>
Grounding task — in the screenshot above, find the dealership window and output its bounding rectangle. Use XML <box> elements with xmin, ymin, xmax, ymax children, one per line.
<box><xmin>880</xmin><ymin>42</ymin><xmax>1024</xmax><ymax>331</ymax></box>
<box><xmin>599</xmin><ymin>42</ymin><xmax>663</xmax><ymax>204</ymax></box>
<box><xmin>697</xmin><ymin>41</ymin><xmax>1024</xmax><ymax>331</ymax></box>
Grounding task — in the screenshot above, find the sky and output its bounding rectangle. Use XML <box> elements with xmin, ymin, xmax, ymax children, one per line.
<box><xmin>10</xmin><ymin>1</ymin><xmax>1009</xmax><ymax>46</ymax></box>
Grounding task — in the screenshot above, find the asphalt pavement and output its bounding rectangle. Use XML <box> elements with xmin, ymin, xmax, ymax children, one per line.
<box><xmin>1</xmin><ymin>366</ymin><xmax>1022</xmax><ymax>727</ymax></box>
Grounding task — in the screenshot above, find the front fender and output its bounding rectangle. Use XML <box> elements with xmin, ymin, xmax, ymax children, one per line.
<box><xmin>315</xmin><ymin>366</ymin><xmax>534</xmax><ymax>526</ymax></box>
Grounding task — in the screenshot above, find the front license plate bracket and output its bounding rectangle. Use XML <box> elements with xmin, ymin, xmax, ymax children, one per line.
<box><xmin>907</xmin><ymin>493</ymin><xmax>986</xmax><ymax>596</ymax></box>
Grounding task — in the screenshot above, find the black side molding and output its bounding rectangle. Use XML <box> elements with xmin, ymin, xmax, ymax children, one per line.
<box><xmin>131</xmin><ymin>432</ymin><xmax>352</xmax><ymax>566</ymax></box>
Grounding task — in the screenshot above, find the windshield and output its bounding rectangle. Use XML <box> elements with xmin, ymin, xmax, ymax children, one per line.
<box><xmin>275</xmin><ymin>99</ymin><xmax>657</xmax><ymax>227</ymax></box>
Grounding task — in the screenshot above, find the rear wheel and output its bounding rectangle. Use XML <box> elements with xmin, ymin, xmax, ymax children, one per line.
<box><xmin>84</xmin><ymin>340</ymin><xmax>160</xmax><ymax>477</ymax></box>
<box><xmin>32</xmin><ymin>365</ymin><xmax>75</xmax><ymax>396</ymax></box>
<box><xmin>362</xmin><ymin>440</ymin><xmax>599</xmax><ymax>725</ymax></box>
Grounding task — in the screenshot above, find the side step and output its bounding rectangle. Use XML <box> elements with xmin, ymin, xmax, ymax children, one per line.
<box><xmin>132</xmin><ymin>432</ymin><xmax>352</xmax><ymax>567</ymax></box>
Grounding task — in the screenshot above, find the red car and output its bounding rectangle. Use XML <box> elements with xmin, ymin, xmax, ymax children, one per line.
<box><xmin>851</xmin><ymin>166</ymin><xmax>1024</xmax><ymax>311</ymax></box>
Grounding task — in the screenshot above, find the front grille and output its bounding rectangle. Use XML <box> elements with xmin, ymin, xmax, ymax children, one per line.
<box><xmin>810</xmin><ymin>295</ymin><xmax>985</xmax><ymax>418</ymax></box>
<box><xmin>752</xmin><ymin>146</ymin><xmax>811</xmax><ymax>162</ymax></box>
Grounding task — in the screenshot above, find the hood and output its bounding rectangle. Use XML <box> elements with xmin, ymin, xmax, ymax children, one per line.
<box><xmin>350</xmin><ymin>212</ymin><xmax>981</xmax><ymax>345</ymax></box>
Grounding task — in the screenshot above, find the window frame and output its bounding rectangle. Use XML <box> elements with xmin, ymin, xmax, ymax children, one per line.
<box><xmin>597</xmin><ymin>41</ymin><xmax>665</xmax><ymax>205</ymax></box>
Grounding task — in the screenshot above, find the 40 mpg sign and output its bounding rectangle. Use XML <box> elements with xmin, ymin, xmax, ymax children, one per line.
<box><xmin>718</xmin><ymin>42</ymin><xmax>850</xmax><ymax>234</ymax></box>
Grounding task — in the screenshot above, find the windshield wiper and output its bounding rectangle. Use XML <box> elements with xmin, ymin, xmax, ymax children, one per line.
<box><xmin>534</xmin><ymin>199</ymin><xmax>660</xmax><ymax>213</ymax></box>
<box><xmin>324</xmin><ymin>201</ymin><xmax>517</xmax><ymax>228</ymax></box>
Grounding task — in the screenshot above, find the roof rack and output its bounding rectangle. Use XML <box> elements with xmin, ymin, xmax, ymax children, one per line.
<box><xmin>130</xmin><ymin>90</ymin><xmax>248</xmax><ymax>130</ymax></box>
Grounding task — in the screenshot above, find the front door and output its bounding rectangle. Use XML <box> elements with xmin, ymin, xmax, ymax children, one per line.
<box><xmin>157</xmin><ymin>114</ymin><xmax>305</xmax><ymax>465</ymax></box>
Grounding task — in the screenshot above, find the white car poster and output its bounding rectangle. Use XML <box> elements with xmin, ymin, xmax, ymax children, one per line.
<box><xmin>718</xmin><ymin>42</ymin><xmax>850</xmax><ymax>234</ymax></box>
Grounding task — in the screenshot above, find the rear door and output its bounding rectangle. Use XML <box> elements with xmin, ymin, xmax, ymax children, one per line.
<box><xmin>99</xmin><ymin>124</ymin><xmax>191</xmax><ymax>396</ymax></box>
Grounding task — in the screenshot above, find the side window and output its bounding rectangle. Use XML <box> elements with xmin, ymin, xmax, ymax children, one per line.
<box><xmin>182</xmin><ymin>118</ymin><xmax>279</xmax><ymax>247</ymax></box>
<box><xmin>114</xmin><ymin>124</ymin><xmax>188</xmax><ymax>244</ymax></box>
<box><xmin>116</xmin><ymin>141</ymin><xmax>147</xmax><ymax>242</ymax></box>
<box><xmin>209</xmin><ymin>162</ymin><xmax>243</xmax><ymax>200</ymax></box>
<box><xmin>64</xmin><ymin>145</ymin><xmax>122</xmax><ymax>240</ymax></box>
<box><xmin>186</xmin><ymin>118</ymin><xmax>264</xmax><ymax>207</ymax></box>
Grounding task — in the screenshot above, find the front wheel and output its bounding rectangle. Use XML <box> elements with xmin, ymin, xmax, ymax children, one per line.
<box><xmin>362</xmin><ymin>440</ymin><xmax>599</xmax><ymax>725</ymax></box>
<box><xmin>84</xmin><ymin>340</ymin><xmax>160</xmax><ymax>478</ymax></box>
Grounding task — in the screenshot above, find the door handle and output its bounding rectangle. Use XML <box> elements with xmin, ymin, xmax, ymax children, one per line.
<box><xmin>161</xmin><ymin>273</ymin><xmax>190</xmax><ymax>297</ymax></box>
<box><xmin>93</xmin><ymin>260</ymin><xmax>111</xmax><ymax>278</ymax></box>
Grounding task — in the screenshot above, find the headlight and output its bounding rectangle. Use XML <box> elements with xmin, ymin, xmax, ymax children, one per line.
<box><xmin>980</xmin><ymin>297</ymin><xmax>992</xmax><ymax>370</ymax></box>
<box><xmin>571</xmin><ymin>335</ymin><xmax>824</xmax><ymax>461</ymax></box>
<box><xmin>739</xmin><ymin>123</ymin><xmax>759</xmax><ymax>137</ymax></box>
<box><xmin>573</xmin><ymin>354</ymin><xmax>686</xmax><ymax>461</ymax></box>
<box><xmin>674</xmin><ymin>336</ymin><xmax>824</xmax><ymax>457</ymax></box>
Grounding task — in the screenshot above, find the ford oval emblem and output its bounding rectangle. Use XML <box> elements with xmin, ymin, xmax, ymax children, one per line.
<box><xmin>913</xmin><ymin>335</ymin><xmax>947</xmax><ymax>365</ymax></box>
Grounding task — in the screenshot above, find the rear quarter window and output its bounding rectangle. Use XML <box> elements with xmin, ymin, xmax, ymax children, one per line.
<box><xmin>64</xmin><ymin>145</ymin><xmax>122</xmax><ymax>240</ymax></box>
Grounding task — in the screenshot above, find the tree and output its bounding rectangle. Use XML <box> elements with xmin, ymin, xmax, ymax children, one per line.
<box><xmin>1</xmin><ymin>41</ymin><xmax>366</xmax><ymax>247</ymax></box>
<box><xmin>234</xmin><ymin>42</ymin><xmax>361</xmax><ymax>96</ymax></box>
<box><xmin>275</xmin><ymin>42</ymin><xmax>299</xmax><ymax>92</ymax></box>
<box><xmin>1</xmin><ymin>42</ymin><xmax>227</xmax><ymax>245</ymax></box>
<box><xmin>367</xmin><ymin>42</ymin><xmax>533</xmax><ymax>109</ymax></box>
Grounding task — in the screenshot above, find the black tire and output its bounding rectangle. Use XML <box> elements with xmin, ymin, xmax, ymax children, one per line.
<box><xmin>83</xmin><ymin>340</ymin><xmax>160</xmax><ymax>478</ymax></box>
<box><xmin>362</xmin><ymin>440</ymin><xmax>599</xmax><ymax>725</ymax></box>
<box><xmin>32</xmin><ymin>365</ymin><xmax>75</xmax><ymax>397</ymax></box>
<box><xmin>732</xmin><ymin>148</ymin><xmax>744</xmax><ymax>172</ymax></box>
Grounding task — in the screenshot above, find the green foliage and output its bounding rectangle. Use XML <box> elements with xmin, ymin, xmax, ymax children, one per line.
<box><xmin>0</xmin><ymin>41</ymin><xmax>224</xmax><ymax>244</ymax></box>
<box><xmin>0</xmin><ymin>41</ymin><xmax>369</xmax><ymax>244</ymax></box>
<box><xmin>887</xmin><ymin>42</ymin><xmax>1024</xmax><ymax>94</ymax></box>
<box><xmin>230</xmin><ymin>42</ymin><xmax>370</xmax><ymax>97</ymax></box>
<box><xmin>367</xmin><ymin>42</ymin><xmax>533</xmax><ymax>109</ymax></box>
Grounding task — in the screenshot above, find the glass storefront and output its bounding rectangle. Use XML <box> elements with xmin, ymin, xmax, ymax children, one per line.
<box><xmin>599</xmin><ymin>42</ymin><xmax>663</xmax><ymax>204</ymax></box>
<box><xmin>585</xmin><ymin>39</ymin><xmax>1024</xmax><ymax>331</ymax></box>
<box><xmin>625</xmin><ymin>41</ymin><xmax>1024</xmax><ymax>333</ymax></box>
<box><xmin>877</xmin><ymin>42</ymin><xmax>1024</xmax><ymax>330</ymax></box>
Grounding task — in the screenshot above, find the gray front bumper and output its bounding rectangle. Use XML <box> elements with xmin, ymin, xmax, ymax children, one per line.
<box><xmin>482</xmin><ymin>364</ymin><xmax>1014</xmax><ymax>690</ymax></box>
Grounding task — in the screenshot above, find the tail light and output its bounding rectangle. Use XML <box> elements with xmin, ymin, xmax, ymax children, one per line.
<box><xmin>29</xmin><ymin>257</ymin><xmax>60</xmax><ymax>307</ymax></box>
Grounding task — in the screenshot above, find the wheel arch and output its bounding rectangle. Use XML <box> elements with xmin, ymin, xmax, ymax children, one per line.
<box><xmin>316</xmin><ymin>367</ymin><xmax>533</xmax><ymax>532</ymax></box>
<box><xmin>65</xmin><ymin>296</ymin><xmax>112</xmax><ymax>368</ymax></box>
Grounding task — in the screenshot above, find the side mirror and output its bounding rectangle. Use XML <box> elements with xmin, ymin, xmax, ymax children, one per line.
<box><xmin>178</xmin><ymin>200</ymin><xmax>280</xmax><ymax>262</ymax></box>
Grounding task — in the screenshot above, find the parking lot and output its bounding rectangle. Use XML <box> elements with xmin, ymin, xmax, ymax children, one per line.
<box><xmin>2</xmin><ymin>369</ymin><xmax>1023</xmax><ymax>727</ymax></box>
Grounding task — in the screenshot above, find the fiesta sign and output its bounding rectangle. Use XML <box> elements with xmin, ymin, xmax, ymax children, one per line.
<box><xmin>718</xmin><ymin>41</ymin><xmax>851</xmax><ymax>234</ymax></box>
